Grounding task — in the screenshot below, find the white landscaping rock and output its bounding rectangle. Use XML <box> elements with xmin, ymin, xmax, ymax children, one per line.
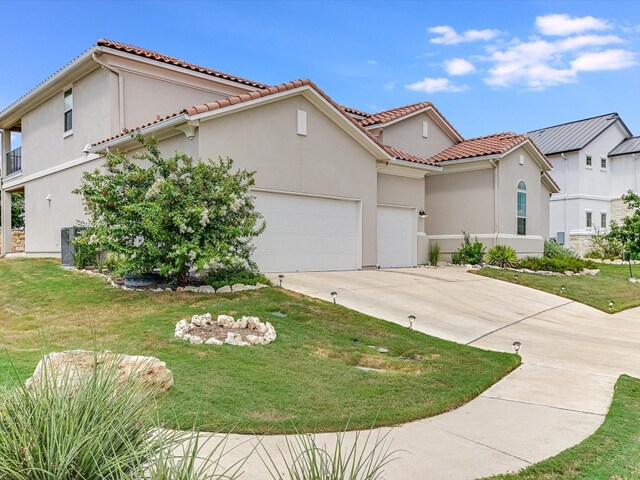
<box><xmin>189</xmin><ymin>336</ymin><xmax>203</xmax><ymax>345</ymax></box>
<box><xmin>216</xmin><ymin>285</ymin><xmax>232</xmax><ymax>293</ymax></box>
<box><xmin>231</xmin><ymin>283</ymin><xmax>247</xmax><ymax>292</ymax></box>
<box><xmin>255</xmin><ymin>283</ymin><xmax>269</xmax><ymax>289</ymax></box>
<box><xmin>26</xmin><ymin>350</ymin><xmax>173</xmax><ymax>393</ymax></box>
<box><xmin>205</xmin><ymin>337</ymin><xmax>223</xmax><ymax>346</ymax></box>
<box><xmin>175</xmin><ymin>314</ymin><xmax>276</xmax><ymax>347</ymax></box>
<box><xmin>184</xmin><ymin>286</ymin><xmax>199</xmax><ymax>293</ymax></box>
<box><xmin>198</xmin><ymin>285</ymin><xmax>216</xmax><ymax>294</ymax></box>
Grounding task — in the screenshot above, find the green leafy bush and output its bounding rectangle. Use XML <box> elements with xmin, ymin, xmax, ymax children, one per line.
<box><xmin>517</xmin><ymin>256</ymin><xmax>596</xmax><ymax>273</ymax></box>
<box><xmin>451</xmin><ymin>232</ymin><xmax>486</xmax><ymax>265</ymax></box>
<box><xmin>485</xmin><ymin>244</ymin><xmax>518</xmax><ymax>268</ymax></box>
<box><xmin>205</xmin><ymin>265</ymin><xmax>270</xmax><ymax>290</ymax></box>
<box><xmin>74</xmin><ymin>135</ymin><xmax>265</xmax><ymax>282</ymax></box>
<box><xmin>588</xmin><ymin>230</ymin><xmax>624</xmax><ymax>260</ymax></box>
<box><xmin>0</xmin><ymin>192</ymin><xmax>25</xmax><ymax>229</ymax></box>
<box><xmin>608</xmin><ymin>191</ymin><xmax>640</xmax><ymax>258</ymax></box>
<box><xmin>428</xmin><ymin>242</ymin><xmax>441</xmax><ymax>266</ymax></box>
<box><xmin>544</xmin><ymin>240</ymin><xmax>576</xmax><ymax>259</ymax></box>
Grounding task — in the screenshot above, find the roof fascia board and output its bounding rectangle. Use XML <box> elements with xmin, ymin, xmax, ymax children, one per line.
<box><xmin>88</xmin><ymin>115</ymin><xmax>188</xmax><ymax>153</ymax></box>
<box><xmin>542</xmin><ymin>172</ymin><xmax>561</xmax><ymax>193</ymax></box>
<box><xmin>384</xmin><ymin>158</ymin><xmax>442</xmax><ymax>172</ymax></box>
<box><xmin>364</xmin><ymin>107</ymin><xmax>463</xmax><ymax>142</ymax></box>
<box><xmin>436</xmin><ymin>153</ymin><xmax>501</xmax><ymax>166</ymax></box>
<box><xmin>0</xmin><ymin>47</ymin><xmax>100</xmax><ymax>127</ymax></box>
<box><xmin>96</xmin><ymin>47</ymin><xmax>262</xmax><ymax>92</ymax></box>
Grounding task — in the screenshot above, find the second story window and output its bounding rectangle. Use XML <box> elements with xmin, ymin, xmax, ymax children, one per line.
<box><xmin>64</xmin><ymin>88</ymin><xmax>73</xmax><ymax>133</ymax></box>
<box><xmin>601</xmin><ymin>157</ymin><xmax>607</xmax><ymax>169</ymax></box>
<box><xmin>586</xmin><ymin>155</ymin><xmax>592</xmax><ymax>167</ymax></box>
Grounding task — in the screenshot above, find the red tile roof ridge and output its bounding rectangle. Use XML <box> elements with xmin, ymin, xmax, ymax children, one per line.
<box><xmin>428</xmin><ymin>131</ymin><xmax>531</xmax><ymax>163</ymax></box>
<box><xmin>341</xmin><ymin>105</ymin><xmax>372</xmax><ymax>117</ymax></box>
<box><xmin>92</xmin><ymin>78</ymin><xmax>437</xmax><ymax>169</ymax></box>
<box><xmin>359</xmin><ymin>101</ymin><xmax>464</xmax><ymax>140</ymax></box>
<box><xmin>97</xmin><ymin>39</ymin><xmax>269</xmax><ymax>89</ymax></box>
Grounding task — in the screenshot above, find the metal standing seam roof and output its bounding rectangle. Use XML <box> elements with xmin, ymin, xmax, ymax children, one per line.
<box><xmin>527</xmin><ymin>113</ymin><xmax>626</xmax><ymax>155</ymax></box>
<box><xmin>609</xmin><ymin>136</ymin><xmax>640</xmax><ymax>156</ymax></box>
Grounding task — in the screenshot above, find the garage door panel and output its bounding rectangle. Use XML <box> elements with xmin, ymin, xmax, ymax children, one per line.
<box><xmin>252</xmin><ymin>192</ymin><xmax>359</xmax><ymax>272</ymax></box>
<box><xmin>377</xmin><ymin>206</ymin><xmax>415</xmax><ymax>268</ymax></box>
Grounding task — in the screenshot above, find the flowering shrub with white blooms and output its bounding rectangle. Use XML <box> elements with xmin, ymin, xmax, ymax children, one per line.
<box><xmin>74</xmin><ymin>135</ymin><xmax>265</xmax><ymax>282</ymax></box>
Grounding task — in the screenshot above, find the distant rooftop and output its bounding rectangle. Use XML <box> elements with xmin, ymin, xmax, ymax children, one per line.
<box><xmin>528</xmin><ymin>113</ymin><xmax>632</xmax><ymax>155</ymax></box>
<box><xmin>609</xmin><ymin>136</ymin><xmax>640</xmax><ymax>157</ymax></box>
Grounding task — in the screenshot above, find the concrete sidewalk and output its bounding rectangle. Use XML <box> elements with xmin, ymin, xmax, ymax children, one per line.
<box><xmin>198</xmin><ymin>267</ymin><xmax>640</xmax><ymax>479</ymax></box>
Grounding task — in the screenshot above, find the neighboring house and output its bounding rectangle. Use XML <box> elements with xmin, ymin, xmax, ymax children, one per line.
<box><xmin>528</xmin><ymin>113</ymin><xmax>636</xmax><ymax>255</ymax></box>
<box><xmin>0</xmin><ymin>40</ymin><xmax>558</xmax><ymax>270</ymax></box>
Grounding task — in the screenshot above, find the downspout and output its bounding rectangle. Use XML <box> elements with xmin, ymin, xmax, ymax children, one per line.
<box><xmin>92</xmin><ymin>53</ymin><xmax>125</xmax><ymax>132</ymax></box>
<box><xmin>634</xmin><ymin>153</ymin><xmax>639</xmax><ymax>192</ymax></box>
<box><xmin>561</xmin><ymin>153</ymin><xmax>568</xmax><ymax>244</ymax></box>
<box><xmin>490</xmin><ymin>159</ymin><xmax>499</xmax><ymax>244</ymax></box>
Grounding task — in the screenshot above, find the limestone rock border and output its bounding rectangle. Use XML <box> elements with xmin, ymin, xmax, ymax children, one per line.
<box><xmin>175</xmin><ymin>313</ymin><xmax>277</xmax><ymax>347</ymax></box>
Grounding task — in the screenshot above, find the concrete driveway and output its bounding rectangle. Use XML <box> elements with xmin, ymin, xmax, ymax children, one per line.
<box><xmin>202</xmin><ymin>267</ymin><xmax>640</xmax><ymax>479</ymax></box>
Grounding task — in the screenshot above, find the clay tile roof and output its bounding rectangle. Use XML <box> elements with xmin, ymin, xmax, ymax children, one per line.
<box><xmin>384</xmin><ymin>145</ymin><xmax>435</xmax><ymax>165</ymax></box>
<box><xmin>359</xmin><ymin>101</ymin><xmax>463</xmax><ymax>140</ymax></box>
<box><xmin>428</xmin><ymin>132</ymin><xmax>530</xmax><ymax>163</ymax></box>
<box><xmin>340</xmin><ymin>105</ymin><xmax>372</xmax><ymax>118</ymax></box>
<box><xmin>97</xmin><ymin>39</ymin><xmax>269</xmax><ymax>89</ymax></box>
<box><xmin>91</xmin><ymin>77</ymin><xmax>436</xmax><ymax>169</ymax></box>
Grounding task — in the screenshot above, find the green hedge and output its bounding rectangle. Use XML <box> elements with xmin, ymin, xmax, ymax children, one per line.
<box><xmin>517</xmin><ymin>256</ymin><xmax>596</xmax><ymax>273</ymax></box>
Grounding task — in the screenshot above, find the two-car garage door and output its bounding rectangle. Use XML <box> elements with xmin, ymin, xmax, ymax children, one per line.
<box><xmin>252</xmin><ymin>191</ymin><xmax>360</xmax><ymax>273</ymax></box>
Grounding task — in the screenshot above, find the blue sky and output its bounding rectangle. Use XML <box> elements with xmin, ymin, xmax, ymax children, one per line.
<box><xmin>1</xmin><ymin>0</ymin><xmax>639</xmax><ymax>139</ymax></box>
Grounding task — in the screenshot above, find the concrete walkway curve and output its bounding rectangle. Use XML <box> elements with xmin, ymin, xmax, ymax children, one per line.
<box><xmin>199</xmin><ymin>267</ymin><xmax>640</xmax><ymax>479</ymax></box>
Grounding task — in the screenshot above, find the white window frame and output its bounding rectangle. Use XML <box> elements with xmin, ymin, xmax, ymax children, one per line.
<box><xmin>63</xmin><ymin>85</ymin><xmax>73</xmax><ymax>137</ymax></box>
<box><xmin>600</xmin><ymin>156</ymin><xmax>608</xmax><ymax>171</ymax></box>
<box><xmin>600</xmin><ymin>211</ymin><xmax>608</xmax><ymax>229</ymax></box>
<box><xmin>585</xmin><ymin>154</ymin><xmax>592</xmax><ymax>169</ymax></box>
<box><xmin>516</xmin><ymin>180</ymin><xmax>527</xmax><ymax>236</ymax></box>
<box><xmin>586</xmin><ymin>209</ymin><xmax>593</xmax><ymax>229</ymax></box>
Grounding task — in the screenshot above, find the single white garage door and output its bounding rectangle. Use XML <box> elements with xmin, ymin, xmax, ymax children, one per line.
<box><xmin>252</xmin><ymin>191</ymin><xmax>360</xmax><ymax>273</ymax></box>
<box><xmin>377</xmin><ymin>205</ymin><xmax>416</xmax><ymax>268</ymax></box>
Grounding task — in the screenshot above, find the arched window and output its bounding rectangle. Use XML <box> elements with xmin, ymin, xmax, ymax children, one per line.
<box><xmin>517</xmin><ymin>181</ymin><xmax>526</xmax><ymax>235</ymax></box>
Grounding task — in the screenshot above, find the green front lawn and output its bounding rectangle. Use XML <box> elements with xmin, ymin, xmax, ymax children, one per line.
<box><xmin>475</xmin><ymin>264</ymin><xmax>640</xmax><ymax>313</ymax></box>
<box><xmin>0</xmin><ymin>259</ymin><xmax>519</xmax><ymax>434</ymax></box>
<box><xmin>486</xmin><ymin>375</ymin><xmax>640</xmax><ymax>479</ymax></box>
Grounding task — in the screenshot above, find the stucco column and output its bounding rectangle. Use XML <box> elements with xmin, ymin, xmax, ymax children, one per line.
<box><xmin>1</xmin><ymin>189</ymin><xmax>11</xmax><ymax>256</ymax></box>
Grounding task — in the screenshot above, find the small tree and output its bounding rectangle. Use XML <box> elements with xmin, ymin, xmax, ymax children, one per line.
<box><xmin>608</xmin><ymin>191</ymin><xmax>640</xmax><ymax>259</ymax></box>
<box><xmin>0</xmin><ymin>192</ymin><xmax>25</xmax><ymax>229</ymax></box>
<box><xmin>74</xmin><ymin>135</ymin><xmax>265</xmax><ymax>282</ymax></box>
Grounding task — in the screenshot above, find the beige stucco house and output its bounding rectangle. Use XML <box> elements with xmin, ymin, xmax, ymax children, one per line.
<box><xmin>0</xmin><ymin>39</ymin><xmax>558</xmax><ymax>271</ymax></box>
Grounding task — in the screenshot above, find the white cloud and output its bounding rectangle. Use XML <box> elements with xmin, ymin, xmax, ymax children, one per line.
<box><xmin>443</xmin><ymin>58</ymin><xmax>476</xmax><ymax>75</ymax></box>
<box><xmin>536</xmin><ymin>14</ymin><xmax>611</xmax><ymax>36</ymax></box>
<box><xmin>571</xmin><ymin>49</ymin><xmax>637</xmax><ymax>71</ymax></box>
<box><xmin>429</xmin><ymin>25</ymin><xmax>500</xmax><ymax>45</ymax></box>
<box><xmin>367</xmin><ymin>60</ymin><xmax>378</xmax><ymax>65</ymax></box>
<box><xmin>483</xmin><ymin>33</ymin><xmax>636</xmax><ymax>88</ymax></box>
<box><xmin>556</xmin><ymin>34</ymin><xmax>624</xmax><ymax>51</ymax></box>
<box><xmin>383</xmin><ymin>81</ymin><xmax>397</xmax><ymax>90</ymax></box>
<box><xmin>405</xmin><ymin>77</ymin><xmax>468</xmax><ymax>93</ymax></box>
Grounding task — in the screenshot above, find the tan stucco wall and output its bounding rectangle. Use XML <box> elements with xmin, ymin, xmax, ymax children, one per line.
<box><xmin>20</xmin><ymin>68</ymin><xmax>113</xmax><ymax>176</ymax></box>
<box><xmin>377</xmin><ymin>173</ymin><xmax>427</xmax><ymax>263</ymax></box>
<box><xmin>381</xmin><ymin>112</ymin><xmax>456</xmax><ymax>160</ymax></box>
<box><xmin>196</xmin><ymin>95</ymin><xmax>380</xmax><ymax>267</ymax></box>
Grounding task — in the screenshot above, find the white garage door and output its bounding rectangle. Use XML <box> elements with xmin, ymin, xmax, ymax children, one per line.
<box><xmin>252</xmin><ymin>191</ymin><xmax>360</xmax><ymax>273</ymax></box>
<box><xmin>377</xmin><ymin>205</ymin><xmax>416</xmax><ymax>268</ymax></box>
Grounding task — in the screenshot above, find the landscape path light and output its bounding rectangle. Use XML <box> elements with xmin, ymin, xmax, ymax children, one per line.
<box><xmin>331</xmin><ymin>291</ymin><xmax>338</xmax><ymax>304</ymax></box>
<box><xmin>408</xmin><ymin>315</ymin><xmax>416</xmax><ymax>330</ymax></box>
<box><xmin>278</xmin><ymin>274</ymin><xmax>284</xmax><ymax>287</ymax></box>
<box><xmin>512</xmin><ymin>341</ymin><xmax>522</xmax><ymax>355</ymax></box>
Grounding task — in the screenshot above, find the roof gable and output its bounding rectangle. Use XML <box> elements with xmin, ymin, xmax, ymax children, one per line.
<box><xmin>609</xmin><ymin>136</ymin><xmax>640</xmax><ymax>156</ymax></box>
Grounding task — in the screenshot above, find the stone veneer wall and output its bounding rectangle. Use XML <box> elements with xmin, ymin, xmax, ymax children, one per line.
<box><xmin>569</xmin><ymin>234</ymin><xmax>593</xmax><ymax>258</ymax></box>
<box><xmin>611</xmin><ymin>197</ymin><xmax>632</xmax><ymax>225</ymax></box>
<box><xmin>0</xmin><ymin>229</ymin><xmax>25</xmax><ymax>253</ymax></box>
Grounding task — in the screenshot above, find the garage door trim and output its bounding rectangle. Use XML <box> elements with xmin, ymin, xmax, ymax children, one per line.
<box><xmin>377</xmin><ymin>203</ymin><xmax>418</xmax><ymax>268</ymax></box>
<box><xmin>251</xmin><ymin>187</ymin><xmax>363</xmax><ymax>270</ymax></box>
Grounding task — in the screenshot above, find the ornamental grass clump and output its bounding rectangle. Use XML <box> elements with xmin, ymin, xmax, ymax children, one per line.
<box><xmin>0</xmin><ymin>359</ymin><xmax>159</xmax><ymax>479</ymax></box>
<box><xmin>0</xmin><ymin>358</ymin><xmax>246</xmax><ymax>480</ymax></box>
<box><xmin>484</xmin><ymin>244</ymin><xmax>518</xmax><ymax>268</ymax></box>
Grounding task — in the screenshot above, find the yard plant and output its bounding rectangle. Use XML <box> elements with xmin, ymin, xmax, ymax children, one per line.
<box><xmin>0</xmin><ymin>258</ymin><xmax>518</xmax><ymax>434</ymax></box>
<box><xmin>451</xmin><ymin>232</ymin><xmax>486</xmax><ymax>265</ymax></box>
<box><xmin>484</xmin><ymin>245</ymin><xmax>518</xmax><ymax>268</ymax></box>
<box><xmin>74</xmin><ymin>135</ymin><xmax>265</xmax><ymax>282</ymax></box>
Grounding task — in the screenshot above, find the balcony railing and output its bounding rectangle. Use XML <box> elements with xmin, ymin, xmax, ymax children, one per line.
<box><xmin>5</xmin><ymin>147</ymin><xmax>21</xmax><ymax>175</ymax></box>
